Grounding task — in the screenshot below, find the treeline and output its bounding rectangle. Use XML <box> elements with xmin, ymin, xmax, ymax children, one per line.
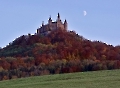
<box><xmin>0</xmin><ymin>29</ymin><xmax>120</xmax><ymax>81</ymax></box>
<box><xmin>0</xmin><ymin>56</ymin><xmax>120</xmax><ymax>80</ymax></box>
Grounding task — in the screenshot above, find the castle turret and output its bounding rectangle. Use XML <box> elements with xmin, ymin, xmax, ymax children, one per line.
<box><xmin>48</xmin><ymin>16</ymin><xmax>52</xmax><ymax>30</ymax></box>
<box><xmin>64</xmin><ymin>19</ymin><xmax>67</xmax><ymax>30</ymax></box>
<box><xmin>57</xmin><ymin>13</ymin><xmax>62</xmax><ymax>29</ymax></box>
<box><xmin>48</xmin><ymin>16</ymin><xmax>52</xmax><ymax>24</ymax></box>
<box><xmin>42</xmin><ymin>21</ymin><xmax>44</xmax><ymax>26</ymax></box>
<box><xmin>57</xmin><ymin>13</ymin><xmax>61</xmax><ymax>21</ymax></box>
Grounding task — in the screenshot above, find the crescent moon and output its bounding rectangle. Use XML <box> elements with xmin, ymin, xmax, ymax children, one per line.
<box><xmin>83</xmin><ymin>11</ymin><xmax>87</xmax><ymax>16</ymax></box>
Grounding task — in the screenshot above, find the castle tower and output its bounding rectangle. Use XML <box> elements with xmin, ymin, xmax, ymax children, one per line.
<box><xmin>48</xmin><ymin>15</ymin><xmax>52</xmax><ymax>24</ymax></box>
<box><xmin>42</xmin><ymin>21</ymin><xmax>44</xmax><ymax>26</ymax></box>
<box><xmin>64</xmin><ymin>19</ymin><xmax>67</xmax><ymax>30</ymax></box>
<box><xmin>56</xmin><ymin>13</ymin><xmax>62</xmax><ymax>29</ymax></box>
<box><xmin>57</xmin><ymin>13</ymin><xmax>61</xmax><ymax>21</ymax></box>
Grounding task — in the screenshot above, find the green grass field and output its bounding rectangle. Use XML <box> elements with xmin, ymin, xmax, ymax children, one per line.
<box><xmin>0</xmin><ymin>70</ymin><xmax>120</xmax><ymax>88</ymax></box>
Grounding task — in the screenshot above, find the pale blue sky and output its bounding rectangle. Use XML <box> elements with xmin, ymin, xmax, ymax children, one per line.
<box><xmin>0</xmin><ymin>0</ymin><xmax>120</xmax><ymax>48</ymax></box>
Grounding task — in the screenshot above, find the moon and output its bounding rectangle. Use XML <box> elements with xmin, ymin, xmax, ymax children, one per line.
<box><xmin>83</xmin><ymin>11</ymin><xmax>87</xmax><ymax>16</ymax></box>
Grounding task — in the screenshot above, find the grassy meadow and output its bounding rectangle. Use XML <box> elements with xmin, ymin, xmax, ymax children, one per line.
<box><xmin>0</xmin><ymin>69</ymin><xmax>120</xmax><ymax>88</ymax></box>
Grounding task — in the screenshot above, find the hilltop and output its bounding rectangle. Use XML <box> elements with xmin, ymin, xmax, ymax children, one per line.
<box><xmin>0</xmin><ymin>28</ymin><xmax>120</xmax><ymax>81</ymax></box>
<box><xmin>0</xmin><ymin>13</ymin><xmax>120</xmax><ymax>81</ymax></box>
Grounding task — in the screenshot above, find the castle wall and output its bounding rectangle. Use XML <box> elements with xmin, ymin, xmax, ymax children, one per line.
<box><xmin>49</xmin><ymin>22</ymin><xmax>57</xmax><ymax>30</ymax></box>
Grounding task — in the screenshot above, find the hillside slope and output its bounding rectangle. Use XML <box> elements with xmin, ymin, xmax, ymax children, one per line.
<box><xmin>0</xmin><ymin>29</ymin><xmax>120</xmax><ymax>81</ymax></box>
<box><xmin>0</xmin><ymin>69</ymin><xmax>120</xmax><ymax>88</ymax></box>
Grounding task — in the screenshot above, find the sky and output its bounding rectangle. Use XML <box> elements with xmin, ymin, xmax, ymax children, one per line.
<box><xmin>0</xmin><ymin>0</ymin><xmax>120</xmax><ymax>48</ymax></box>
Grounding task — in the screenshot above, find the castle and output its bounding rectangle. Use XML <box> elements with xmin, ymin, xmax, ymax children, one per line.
<box><xmin>37</xmin><ymin>13</ymin><xmax>67</xmax><ymax>35</ymax></box>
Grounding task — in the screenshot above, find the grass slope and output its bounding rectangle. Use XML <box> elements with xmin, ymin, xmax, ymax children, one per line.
<box><xmin>0</xmin><ymin>70</ymin><xmax>120</xmax><ymax>88</ymax></box>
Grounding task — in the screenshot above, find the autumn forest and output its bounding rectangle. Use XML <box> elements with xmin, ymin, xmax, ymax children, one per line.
<box><xmin>0</xmin><ymin>29</ymin><xmax>120</xmax><ymax>81</ymax></box>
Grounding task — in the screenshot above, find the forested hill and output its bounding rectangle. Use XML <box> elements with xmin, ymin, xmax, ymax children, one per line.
<box><xmin>0</xmin><ymin>29</ymin><xmax>120</xmax><ymax>81</ymax></box>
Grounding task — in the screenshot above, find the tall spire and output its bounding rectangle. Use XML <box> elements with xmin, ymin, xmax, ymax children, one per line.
<box><xmin>64</xmin><ymin>19</ymin><xmax>67</xmax><ymax>30</ymax></box>
<box><xmin>57</xmin><ymin>13</ymin><xmax>61</xmax><ymax>21</ymax></box>
<box><xmin>58</xmin><ymin>13</ymin><xmax>60</xmax><ymax>19</ymax></box>
<box><xmin>64</xmin><ymin>19</ymin><xmax>67</xmax><ymax>23</ymax></box>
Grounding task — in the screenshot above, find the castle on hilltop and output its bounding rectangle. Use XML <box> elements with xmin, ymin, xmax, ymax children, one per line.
<box><xmin>37</xmin><ymin>13</ymin><xmax>67</xmax><ymax>35</ymax></box>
